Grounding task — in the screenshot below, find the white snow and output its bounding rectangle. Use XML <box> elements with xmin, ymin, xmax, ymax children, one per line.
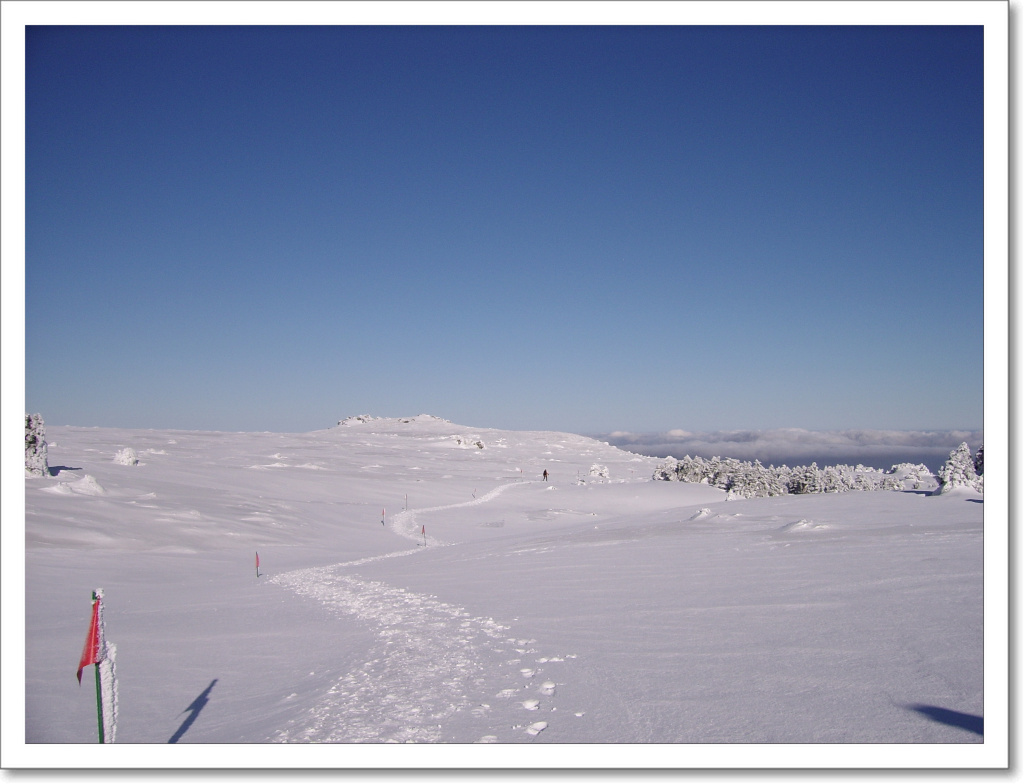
<box><xmin>10</xmin><ymin>416</ymin><xmax>1000</xmax><ymax>770</ymax></box>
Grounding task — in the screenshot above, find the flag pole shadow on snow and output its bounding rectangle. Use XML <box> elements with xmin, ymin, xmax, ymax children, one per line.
<box><xmin>905</xmin><ymin>704</ymin><xmax>983</xmax><ymax>736</ymax></box>
<box><xmin>168</xmin><ymin>679</ymin><xmax>218</xmax><ymax>743</ymax></box>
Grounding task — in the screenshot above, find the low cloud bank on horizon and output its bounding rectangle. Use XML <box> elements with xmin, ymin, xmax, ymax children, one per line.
<box><xmin>596</xmin><ymin>429</ymin><xmax>983</xmax><ymax>473</ymax></box>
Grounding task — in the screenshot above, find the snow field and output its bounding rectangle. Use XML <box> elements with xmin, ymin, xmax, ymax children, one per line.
<box><xmin>15</xmin><ymin>417</ymin><xmax>991</xmax><ymax>768</ymax></box>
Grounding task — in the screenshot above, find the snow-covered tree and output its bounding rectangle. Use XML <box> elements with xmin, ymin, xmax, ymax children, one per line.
<box><xmin>726</xmin><ymin>460</ymin><xmax>787</xmax><ymax>498</ymax></box>
<box><xmin>787</xmin><ymin>463</ymin><xmax>823</xmax><ymax>494</ymax></box>
<box><xmin>852</xmin><ymin>472</ymin><xmax>875</xmax><ymax>491</ymax></box>
<box><xmin>655</xmin><ymin>454</ymin><xmax>904</xmax><ymax>497</ymax></box>
<box><xmin>25</xmin><ymin>413</ymin><xmax>48</xmax><ymax>477</ymax></box>
<box><xmin>974</xmin><ymin>444</ymin><xmax>983</xmax><ymax>476</ymax></box>
<box><xmin>113</xmin><ymin>448</ymin><xmax>139</xmax><ymax>466</ymax></box>
<box><xmin>878</xmin><ymin>475</ymin><xmax>905</xmax><ymax>491</ymax></box>
<box><xmin>888</xmin><ymin>462</ymin><xmax>935</xmax><ymax>491</ymax></box>
<box><xmin>652</xmin><ymin>458</ymin><xmax>680</xmax><ymax>482</ymax></box>
<box><xmin>677</xmin><ymin>455</ymin><xmax>712</xmax><ymax>484</ymax></box>
<box><xmin>936</xmin><ymin>442</ymin><xmax>983</xmax><ymax>494</ymax></box>
<box><xmin>815</xmin><ymin>470</ymin><xmax>847</xmax><ymax>495</ymax></box>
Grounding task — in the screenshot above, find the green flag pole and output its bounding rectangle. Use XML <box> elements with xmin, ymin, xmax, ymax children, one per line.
<box><xmin>94</xmin><ymin>659</ymin><xmax>105</xmax><ymax>743</ymax></box>
<box><xmin>92</xmin><ymin>591</ymin><xmax>105</xmax><ymax>743</ymax></box>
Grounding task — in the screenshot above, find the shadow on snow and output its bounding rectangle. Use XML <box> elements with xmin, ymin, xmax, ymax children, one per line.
<box><xmin>906</xmin><ymin>704</ymin><xmax>983</xmax><ymax>736</ymax></box>
<box><xmin>168</xmin><ymin>679</ymin><xmax>218</xmax><ymax>743</ymax></box>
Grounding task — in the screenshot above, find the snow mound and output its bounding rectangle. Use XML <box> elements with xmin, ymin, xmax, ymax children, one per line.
<box><xmin>451</xmin><ymin>435</ymin><xmax>485</xmax><ymax>449</ymax></box>
<box><xmin>589</xmin><ymin>464</ymin><xmax>609</xmax><ymax>479</ymax></box>
<box><xmin>689</xmin><ymin>508</ymin><xmax>712</xmax><ymax>521</ymax></box>
<box><xmin>113</xmin><ymin>448</ymin><xmax>138</xmax><ymax>466</ymax></box>
<box><xmin>71</xmin><ymin>475</ymin><xmax>107</xmax><ymax>496</ymax></box>
<box><xmin>42</xmin><ymin>482</ymin><xmax>74</xmax><ymax>495</ymax></box>
<box><xmin>779</xmin><ymin>519</ymin><xmax>829</xmax><ymax>532</ymax></box>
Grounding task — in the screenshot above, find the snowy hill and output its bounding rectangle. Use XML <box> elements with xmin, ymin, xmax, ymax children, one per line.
<box><xmin>16</xmin><ymin>417</ymin><xmax>988</xmax><ymax>767</ymax></box>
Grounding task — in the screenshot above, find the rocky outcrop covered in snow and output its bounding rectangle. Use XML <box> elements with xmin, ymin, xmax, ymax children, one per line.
<box><xmin>338</xmin><ymin>414</ymin><xmax>452</xmax><ymax>427</ymax></box>
<box><xmin>338</xmin><ymin>414</ymin><xmax>382</xmax><ymax>426</ymax></box>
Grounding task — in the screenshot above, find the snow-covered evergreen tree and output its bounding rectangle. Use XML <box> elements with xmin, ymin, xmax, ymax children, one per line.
<box><xmin>852</xmin><ymin>472</ymin><xmax>875</xmax><ymax>491</ymax></box>
<box><xmin>25</xmin><ymin>413</ymin><xmax>48</xmax><ymax>477</ymax></box>
<box><xmin>787</xmin><ymin>463</ymin><xmax>823</xmax><ymax>494</ymax></box>
<box><xmin>878</xmin><ymin>474</ymin><xmax>905</xmax><ymax>491</ymax></box>
<box><xmin>654</xmin><ymin>454</ymin><xmax>903</xmax><ymax>496</ymax></box>
<box><xmin>726</xmin><ymin>460</ymin><xmax>787</xmax><ymax>498</ymax></box>
<box><xmin>936</xmin><ymin>442</ymin><xmax>983</xmax><ymax>494</ymax></box>
<box><xmin>819</xmin><ymin>466</ymin><xmax>847</xmax><ymax>493</ymax></box>
<box><xmin>974</xmin><ymin>444</ymin><xmax>983</xmax><ymax>476</ymax></box>
<box><xmin>652</xmin><ymin>458</ymin><xmax>680</xmax><ymax>482</ymax></box>
<box><xmin>677</xmin><ymin>455</ymin><xmax>712</xmax><ymax>484</ymax></box>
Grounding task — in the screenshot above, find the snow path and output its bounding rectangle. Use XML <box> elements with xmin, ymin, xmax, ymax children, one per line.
<box><xmin>389</xmin><ymin>480</ymin><xmax>534</xmax><ymax>543</ymax></box>
<box><xmin>269</xmin><ymin>481</ymin><xmax>575</xmax><ymax>743</ymax></box>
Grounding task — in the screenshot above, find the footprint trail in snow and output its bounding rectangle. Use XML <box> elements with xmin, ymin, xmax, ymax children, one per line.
<box><xmin>269</xmin><ymin>482</ymin><xmax>578</xmax><ymax>743</ymax></box>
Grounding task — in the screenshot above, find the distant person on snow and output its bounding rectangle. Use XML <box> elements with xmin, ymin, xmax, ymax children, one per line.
<box><xmin>543</xmin><ymin>470</ymin><xmax>549</xmax><ymax>482</ymax></box>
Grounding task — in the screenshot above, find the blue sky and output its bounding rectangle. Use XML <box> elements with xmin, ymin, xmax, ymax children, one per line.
<box><xmin>23</xmin><ymin>22</ymin><xmax>985</xmax><ymax>434</ymax></box>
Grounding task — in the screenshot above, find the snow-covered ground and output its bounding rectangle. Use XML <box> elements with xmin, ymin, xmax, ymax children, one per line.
<box><xmin>10</xmin><ymin>416</ymin><xmax>1001</xmax><ymax>769</ymax></box>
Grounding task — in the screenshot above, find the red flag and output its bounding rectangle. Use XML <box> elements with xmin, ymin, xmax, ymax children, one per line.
<box><xmin>77</xmin><ymin>595</ymin><xmax>103</xmax><ymax>684</ymax></box>
<box><xmin>256</xmin><ymin>551</ymin><xmax>260</xmax><ymax>569</ymax></box>
<box><xmin>421</xmin><ymin>525</ymin><xmax>425</xmax><ymax>535</ymax></box>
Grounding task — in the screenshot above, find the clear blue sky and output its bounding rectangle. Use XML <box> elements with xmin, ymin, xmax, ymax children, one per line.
<box><xmin>24</xmin><ymin>24</ymin><xmax>983</xmax><ymax>434</ymax></box>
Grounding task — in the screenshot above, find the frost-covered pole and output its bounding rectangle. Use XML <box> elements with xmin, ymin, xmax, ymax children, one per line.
<box><xmin>77</xmin><ymin>590</ymin><xmax>116</xmax><ymax>742</ymax></box>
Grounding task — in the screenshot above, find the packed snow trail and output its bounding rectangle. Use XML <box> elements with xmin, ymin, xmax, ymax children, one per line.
<box><xmin>388</xmin><ymin>480</ymin><xmax>534</xmax><ymax>543</ymax></box>
<box><xmin>269</xmin><ymin>481</ymin><xmax>579</xmax><ymax>742</ymax></box>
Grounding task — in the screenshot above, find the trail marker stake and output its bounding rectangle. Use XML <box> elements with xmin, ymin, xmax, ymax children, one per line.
<box><xmin>77</xmin><ymin>589</ymin><xmax>115</xmax><ymax>742</ymax></box>
<box><xmin>255</xmin><ymin>551</ymin><xmax>260</xmax><ymax>579</ymax></box>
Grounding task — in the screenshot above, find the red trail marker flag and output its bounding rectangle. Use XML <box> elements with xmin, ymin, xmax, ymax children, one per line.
<box><xmin>76</xmin><ymin>593</ymin><xmax>103</xmax><ymax>684</ymax></box>
<box><xmin>77</xmin><ymin>589</ymin><xmax>117</xmax><ymax>742</ymax></box>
